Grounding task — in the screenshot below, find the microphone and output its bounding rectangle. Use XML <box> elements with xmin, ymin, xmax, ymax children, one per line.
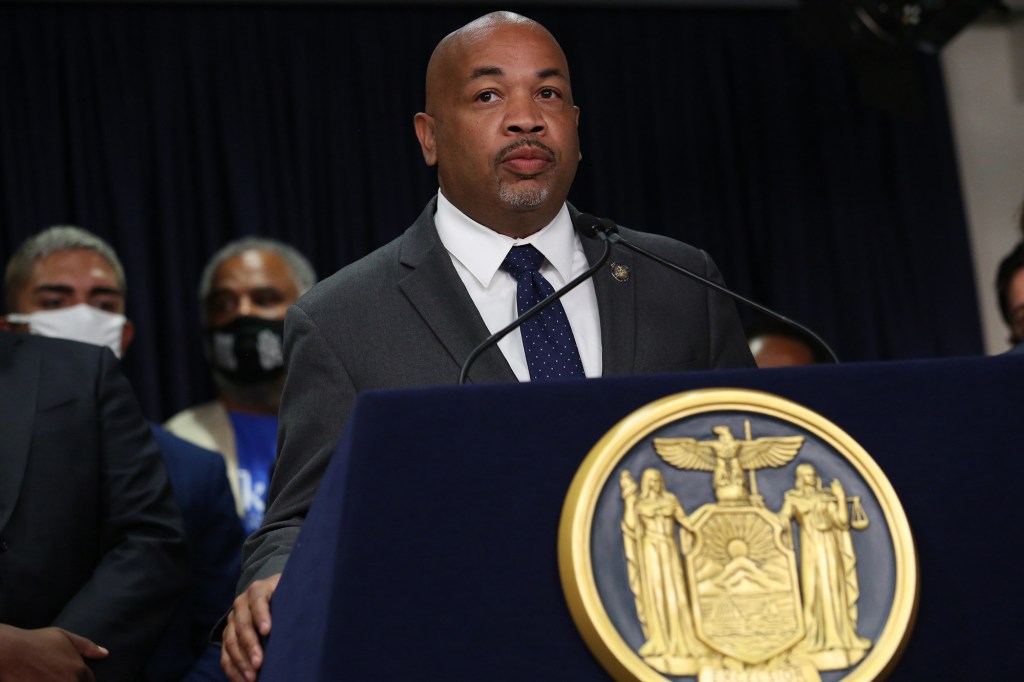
<box><xmin>587</xmin><ymin>215</ymin><xmax>840</xmax><ymax>364</ymax></box>
<box><xmin>458</xmin><ymin>214</ymin><xmax>614</xmax><ymax>385</ymax></box>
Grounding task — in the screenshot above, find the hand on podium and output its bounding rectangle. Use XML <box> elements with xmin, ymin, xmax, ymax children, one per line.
<box><xmin>221</xmin><ymin>573</ymin><xmax>281</xmax><ymax>682</ymax></box>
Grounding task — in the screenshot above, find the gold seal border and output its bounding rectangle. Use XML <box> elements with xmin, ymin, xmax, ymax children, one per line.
<box><xmin>558</xmin><ymin>388</ymin><xmax>919</xmax><ymax>682</ymax></box>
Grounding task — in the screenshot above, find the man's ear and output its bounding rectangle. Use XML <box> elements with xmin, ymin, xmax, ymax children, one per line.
<box><xmin>413</xmin><ymin>113</ymin><xmax>438</xmax><ymax>167</ymax></box>
<box><xmin>120</xmin><ymin>318</ymin><xmax>135</xmax><ymax>356</ymax></box>
<box><xmin>575</xmin><ymin>106</ymin><xmax>582</xmax><ymax>162</ymax></box>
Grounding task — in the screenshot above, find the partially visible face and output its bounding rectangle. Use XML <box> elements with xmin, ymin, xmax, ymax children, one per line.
<box><xmin>14</xmin><ymin>249</ymin><xmax>125</xmax><ymax>314</ymax></box>
<box><xmin>414</xmin><ymin>18</ymin><xmax>581</xmax><ymax>237</ymax></box>
<box><xmin>1006</xmin><ymin>268</ymin><xmax>1024</xmax><ymax>344</ymax></box>
<box><xmin>204</xmin><ymin>250</ymin><xmax>300</xmax><ymax>329</ymax></box>
<box><xmin>749</xmin><ymin>334</ymin><xmax>816</xmax><ymax>369</ymax></box>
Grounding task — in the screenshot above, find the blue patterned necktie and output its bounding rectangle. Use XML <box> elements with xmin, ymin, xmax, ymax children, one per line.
<box><xmin>500</xmin><ymin>244</ymin><xmax>585</xmax><ymax>380</ymax></box>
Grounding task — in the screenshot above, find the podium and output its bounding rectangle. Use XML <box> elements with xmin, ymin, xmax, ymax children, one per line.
<box><xmin>261</xmin><ymin>355</ymin><xmax>1023</xmax><ymax>680</ymax></box>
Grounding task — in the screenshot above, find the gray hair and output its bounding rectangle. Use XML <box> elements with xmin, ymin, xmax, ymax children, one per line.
<box><xmin>199</xmin><ymin>236</ymin><xmax>316</xmax><ymax>314</ymax></box>
<box><xmin>5</xmin><ymin>226</ymin><xmax>126</xmax><ymax>312</ymax></box>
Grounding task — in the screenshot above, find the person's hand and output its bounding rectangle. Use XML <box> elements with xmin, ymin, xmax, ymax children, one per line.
<box><xmin>0</xmin><ymin>624</ymin><xmax>108</xmax><ymax>681</ymax></box>
<box><xmin>830</xmin><ymin>478</ymin><xmax>845</xmax><ymax>499</ymax></box>
<box><xmin>221</xmin><ymin>573</ymin><xmax>282</xmax><ymax>682</ymax></box>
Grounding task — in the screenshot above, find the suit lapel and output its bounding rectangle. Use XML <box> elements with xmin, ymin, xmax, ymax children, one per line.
<box><xmin>579</xmin><ymin>219</ymin><xmax>637</xmax><ymax>377</ymax></box>
<box><xmin>0</xmin><ymin>333</ymin><xmax>40</xmax><ymax>532</ymax></box>
<box><xmin>397</xmin><ymin>200</ymin><xmax>516</xmax><ymax>385</ymax></box>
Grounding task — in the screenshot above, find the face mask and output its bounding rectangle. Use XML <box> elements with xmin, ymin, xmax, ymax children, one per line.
<box><xmin>7</xmin><ymin>303</ymin><xmax>127</xmax><ymax>358</ymax></box>
<box><xmin>204</xmin><ymin>316</ymin><xmax>285</xmax><ymax>385</ymax></box>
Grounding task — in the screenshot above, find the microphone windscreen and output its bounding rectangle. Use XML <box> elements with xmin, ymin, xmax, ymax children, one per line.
<box><xmin>573</xmin><ymin>213</ymin><xmax>603</xmax><ymax>239</ymax></box>
<box><xmin>597</xmin><ymin>217</ymin><xmax>619</xmax><ymax>236</ymax></box>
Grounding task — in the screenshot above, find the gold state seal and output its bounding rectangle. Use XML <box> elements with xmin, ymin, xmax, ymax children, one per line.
<box><xmin>559</xmin><ymin>389</ymin><xmax>916</xmax><ymax>682</ymax></box>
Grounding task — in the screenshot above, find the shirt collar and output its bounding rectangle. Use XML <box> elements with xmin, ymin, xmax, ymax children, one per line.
<box><xmin>434</xmin><ymin>190</ymin><xmax>577</xmax><ymax>288</ymax></box>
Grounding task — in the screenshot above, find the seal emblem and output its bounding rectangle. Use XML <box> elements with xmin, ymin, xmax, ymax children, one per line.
<box><xmin>559</xmin><ymin>389</ymin><xmax>916</xmax><ymax>682</ymax></box>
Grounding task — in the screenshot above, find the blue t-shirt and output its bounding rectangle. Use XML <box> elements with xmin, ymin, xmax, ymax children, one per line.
<box><xmin>227</xmin><ymin>410</ymin><xmax>279</xmax><ymax>534</ymax></box>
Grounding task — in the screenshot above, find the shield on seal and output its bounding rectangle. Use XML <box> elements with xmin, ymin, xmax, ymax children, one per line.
<box><xmin>685</xmin><ymin>503</ymin><xmax>805</xmax><ymax>664</ymax></box>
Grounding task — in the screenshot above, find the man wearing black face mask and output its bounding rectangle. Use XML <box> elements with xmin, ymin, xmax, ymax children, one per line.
<box><xmin>166</xmin><ymin>237</ymin><xmax>317</xmax><ymax>535</ymax></box>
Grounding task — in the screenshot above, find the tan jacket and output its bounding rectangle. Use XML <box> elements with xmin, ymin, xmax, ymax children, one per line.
<box><xmin>165</xmin><ymin>401</ymin><xmax>243</xmax><ymax>517</ymax></box>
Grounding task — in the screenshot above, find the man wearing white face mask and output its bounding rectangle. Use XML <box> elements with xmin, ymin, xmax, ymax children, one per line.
<box><xmin>3</xmin><ymin>229</ymin><xmax>133</xmax><ymax>356</ymax></box>
<box><xmin>2</xmin><ymin>225</ymin><xmax>244</xmax><ymax>682</ymax></box>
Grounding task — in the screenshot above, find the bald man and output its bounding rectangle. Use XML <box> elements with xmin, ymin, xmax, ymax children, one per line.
<box><xmin>221</xmin><ymin>13</ymin><xmax>752</xmax><ymax>680</ymax></box>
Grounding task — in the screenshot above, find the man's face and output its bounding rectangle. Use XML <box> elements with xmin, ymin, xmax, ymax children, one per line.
<box><xmin>14</xmin><ymin>249</ymin><xmax>125</xmax><ymax>315</ymax></box>
<box><xmin>414</xmin><ymin>20</ymin><xmax>581</xmax><ymax>237</ymax></box>
<box><xmin>204</xmin><ymin>249</ymin><xmax>300</xmax><ymax>328</ymax></box>
<box><xmin>1007</xmin><ymin>268</ymin><xmax>1024</xmax><ymax>345</ymax></box>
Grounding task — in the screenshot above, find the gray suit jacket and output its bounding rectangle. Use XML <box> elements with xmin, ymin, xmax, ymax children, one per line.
<box><xmin>240</xmin><ymin>198</ymin><xmax>753</xmax><ymax>586</ymax></box>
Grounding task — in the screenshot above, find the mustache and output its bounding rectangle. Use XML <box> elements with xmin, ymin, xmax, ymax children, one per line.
<box><xmin>496</xmin><ymin>138</ymin><xmax>557</xmax><ymax>162</ymax></box>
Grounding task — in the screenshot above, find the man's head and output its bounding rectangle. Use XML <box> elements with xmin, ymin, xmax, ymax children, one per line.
<box><xmin>748</xmin><ymin>334</ymin><xmax>816</xmax><ymax>369</ymax></box>
<box><xmin>199</xmin><ymin>237</ymin><xmax>315</xmax><ymax>411</ymax></box>
<box><xmin>996</xmin><ymin>242</ymin><xmax>1024</xmax><ymax>346</ymax></box>
<box><xmin>746</xmin><ymin>318</ymin><xmax>822</xmax><ymax>368</ymax></box>
<box><xmin>200</xmin><ymin>237</ymin><xmax>316</xmax><ymax>328</ymax></box>
<box><xmin>2</xmin><ymin>226</ymin><xmax>134</xmax><ymax>356</ymax></box>
<box><xmin>413</xmin><ymin>12</ymin><xmax>581</xmax><ymax>238</ymax></box>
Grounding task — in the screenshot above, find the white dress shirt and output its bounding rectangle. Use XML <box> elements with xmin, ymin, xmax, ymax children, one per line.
<box><xmin>434</xmin><ymin>191</ymin><xmax>602</xmax><ymax>381</ymax></box>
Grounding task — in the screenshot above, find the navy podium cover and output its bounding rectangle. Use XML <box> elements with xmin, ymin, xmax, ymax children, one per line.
<box><xmin>261</xmin><ymin>355</ymin><xmax>1023</xmax><ymax>680</ymax></box>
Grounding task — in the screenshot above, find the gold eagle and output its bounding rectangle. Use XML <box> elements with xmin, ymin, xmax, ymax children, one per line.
<box><xmin>653</xmin><ymin>425</ymin><xmax>804</xmax><ymax>473</ymax></box>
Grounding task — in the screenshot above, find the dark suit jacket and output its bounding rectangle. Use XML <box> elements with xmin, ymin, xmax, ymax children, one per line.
<box><xmin>147</xmin><ymin>425</ymin><xmax>243</xmax><ymax>682</ymax></box>
<box><xmin>0</xmin><ymin>332</ymin><xmax>187</xmax><ymax>681</ymax></box>
<box><xmin>239</xmin><ymin>198</ymin><xmax>754</xmax><ymax>587</ymax></box>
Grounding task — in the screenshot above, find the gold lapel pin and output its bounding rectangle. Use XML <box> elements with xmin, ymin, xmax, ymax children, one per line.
<box><xmin>610</xmin><ymin>262</ymin><xmax>630</xmax><ymax>283</ymax></box>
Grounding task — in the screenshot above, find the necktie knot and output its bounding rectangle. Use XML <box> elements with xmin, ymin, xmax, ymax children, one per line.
<box><xmin>501</xmin><ymin>244</ymin><xmax>546</xmax><ymax>279</ymax></box>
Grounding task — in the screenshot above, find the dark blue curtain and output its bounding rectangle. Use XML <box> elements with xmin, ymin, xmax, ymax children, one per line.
<box><xmin>0</xmin><ymin>3</ymin><xmax>982</xmax><ymax>420</ymax></box>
